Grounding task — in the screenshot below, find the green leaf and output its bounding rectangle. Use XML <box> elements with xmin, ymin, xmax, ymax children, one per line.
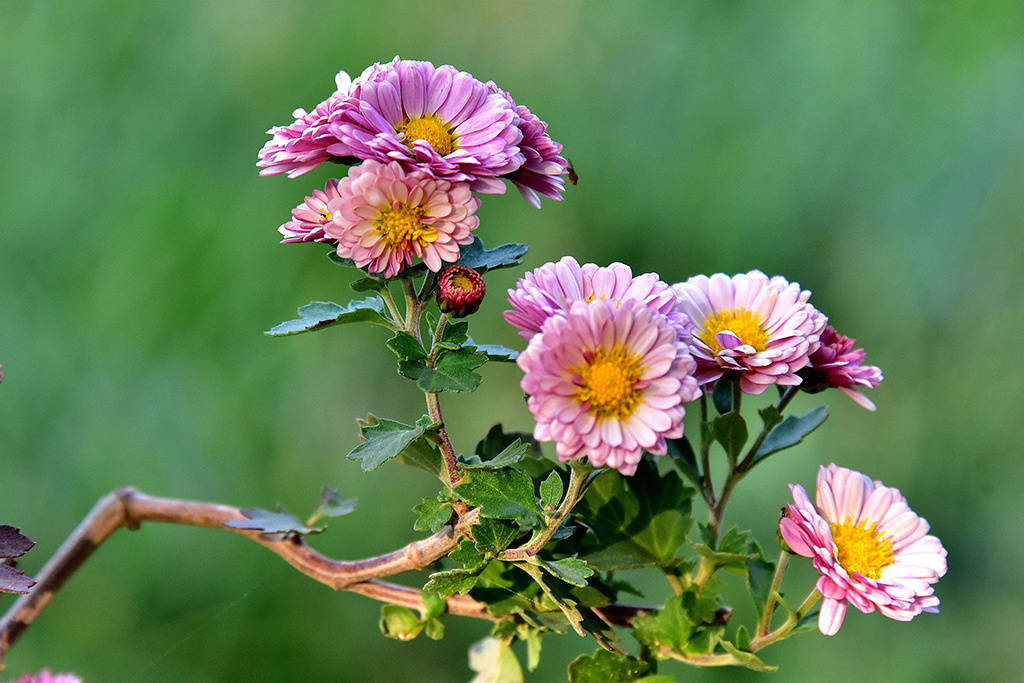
<box><xmin>467</xmin><ymin>339</ymin><xmax>520</xmax><ymax>362</ymax></box>
<box><xmin>521</xmin><ymin>626</ymin><xmax>544</xmax><ymax>671</ymax></box>
<box><xmin>306</xmin><ymin>485</ymin><xmax>356</xmax><ymax>526</ymax></box>
<box><xmin>758</xmin><ymin>405</ymin><xmax>784</xmax><ymax>432</ymax></box>
<box><xmin>395</xmin><ymin>437</ymin><xmax>443</xmax><ymax>474</ymax></box>
<box><xmin>635</xmin><ymin>677</ymin><xmax>676</xmax><ymax>683</ymax></box>
<box><xmin>468</xmin><ymin>637</ymin><xmax>524</xmax><ymax>683</ymax></box>
<box><xmin>266</xmin><ymin>298</ymin><xmax>390</xmax><ymax>336</ymax></box>
<box><xmin>711</xmin><ymin>411</ymin><xmax>748</xmax><ymax>462</ymax></box>
<box><xmin>476</xmin><ymin>424</ymin><xmax>544</xmax><ymax>460</ymax></box>
<box><xmin>437</xmin><ymin>320</ymin><xmax>470</xmax><ymax>349</ymax></box>
<box><xmin>379</xmin><ymin>605</ymin><xmax>423</xmax><ymax>641</ymax></box>
<box><xmin>665</xmin><ymin>436</ymin><xmax>701</xmax><ymax>490</ymax></box>
<box><xmin>346</xmin><ymin>416</ymin><xmax>439</xmax><ymax>472</ymax></box>
<box><xmin>455</xmin><ymin>237</ymin><xmax>529</xmax><ymax>273</ymax></box>
<box><xmin>474</xmin><ymin>518</ymin><xmax>520</xmax><ymax>556</ymax></box>
<box><xmin>421</xmin><ymin>591</ymin><xmax>447</xmax><ymax>620</ymax></box>
<box><xmin>531</xmin><ymin>556</ymin><xmax>593</xmax><ymax>587</ymax></box>
<box><xmin>456</xmin><ymin>469</ymin><xmax>544</xmax><ymax>526</ymax></box>
<box><xmin>719</xmin><ymin>640</ymin><xmax>779</xmax><ymax>673</ymax></box>
<box><xmin>405</xmin><ymin>348</ymin><xmax>487</xmax><ymax>393</ymax></box>
<box><xmin>567</xmin><ymin>650</ymin><xmax>653</xmax><ymax>683</ymax></box>
<box><xmin>577</xmin><ymin>460</ymin><xmax>694</xmax><ymax>570</ymax></box>
<box><xmin>423</xmin><ymin>567</ymin><xmax>481</xmax><ymax>597</ymax></box>
<box><xmin>633</xmin><ymin>595</ymin><xmax>694</xmax><ymax>653</ymax></box>
<box><xmin>350</xmin><ymin>276</ymin><xmax>388</xmax><ymax>293</ymax></box>
<box><xmin>224</xmin><ymin>506</ymin><xmax>324</xmax><ymax>535</ymax></box>
<box><xmin>424</xmin><ymin>618</ymin><xmax>446</xmax><ymax>640</ymax></box>
<box><xmin>693</xmin><ymin>542</ymin><xmax>755</xmax><ymax>568</ymax></box>
<box><xmin>387</xmin><ymin>331</ymin><xmax>427</xmax><ymax>362</ymax></box>
<box><xmin>450</xmin><ymin>539</ymin><xmax>488</xmax><ymax>571</ymax></box>
<box><xmin>746</xmin><ymin>549</ymin><xmax>776</xmax><ymax>615</ymax></box>
<box><xmin>712</xmin><ymin>377</ymin><xmax>734</xmax><ymax>414</ymax></box>
<box><xmin>718</xmin><ymin>527</ymin><xmax>754</xmax><ymax>555</ymax></box>
<box><xmin>413</xmin><ymin>497</ymin><xmax>453</xmax><ymax>533</ymax></box>
<box><xmin>539</xmin><ymin>470</ymin><xmax>564</xmax><ymax>510</ymax></box>
<box><xmin>735</xmin><ymin>624</ymin><xmax>751</xmax><ymax>651</ymax></box>
<box><xmin>751</xmin><ymin>405</ymin><xmax>829</xmax><ymax>465</ymax></box>
<box><xmin>460</xmin><ymin>439</ymin><xmax>530</xmax><ymax>469</ymax></box>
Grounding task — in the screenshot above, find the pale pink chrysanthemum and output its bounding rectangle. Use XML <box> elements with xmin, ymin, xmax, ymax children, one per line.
<box><xmin>329</xmin><ymin>57</ymin><xmax>524</xmax><ymax>194</ymax></box>
<box><xmin>13</xmin><ymin>671</ymin><xmax>83</xmax><ymax>683</ymax></box>
<box><xmin>257</xmin><ymin>70</ymin><xmax>359</xmax><ymax>178</ymax></box>
<box><xmin>518</xmin><ymin>299</ymin><xmax>700</xmax><ymax>476</ymax></box>
<box><xmin>324</xmin><ymin>160</ymin><xmax>480</xmax><ymax>278</ymax></box>
<box><xmin>672</xmin><ymin>270</ymin><xmax>827</xmax><ymax>394</ymax></box>
<box><xmin>779</xmin><ymin>464</ymin><xmax>947</xmax><ymax>636</ymax></box>
<box><xmin>277</xmin><ymin>179</ymin><xmax>343</xmax><ymax>244</ymax></box>
<box><xmin>504</xmin><ymin>257</ymin><xmax>691</xmax><ymax>342</ymax></box>
<box><xmin>802</xmin><ymin>325</ymin><xmax>883</xmax><ymax>411</ymax></box>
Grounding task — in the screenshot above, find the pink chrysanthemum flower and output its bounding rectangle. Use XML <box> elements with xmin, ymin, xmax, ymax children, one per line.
<box><xmin>277</xmin><ymin>179</ymin><xmax>343</xmax><ymax>244</ymax></box>
<box><xmin>504</xmin><ymin>257</ymin><xmax>690</xmax><ymax>341</ymax></box>
<box><xmin>779</xmin><ymin>464</ymin><xmax>947</xmax><ymax>636</ymax></box>
<box><xmin>324</xmin><ymin>160</ymin><xmax>480</xmax><ymax>278</ymax></box>
<box><xmin>13</xmin><ymin>672</ymin><xmax>83</xmax><ymax>683</ymax></box>
<box><xmin>672</xmin><ymin>270</ymin><xmax>827</xmax><ymax>394</ymax></box>
<box><xmin>257</xmin><ymin>71</ymin><xmax>358</xmax><ymax>178</ymax></box>
<box><xmin>329</xmin><ymin>57</ymin><xmax>524</xmax><ymax>194</ymax></box>
<box><xmin>518</xmin><ymin>299</ymin><xmax>700</xmax><ymax>476</ymax></box>
<box><xmin>802</xmin><ymin>325</ymin><xmax>884</xmax><ymax>411</ymax></box>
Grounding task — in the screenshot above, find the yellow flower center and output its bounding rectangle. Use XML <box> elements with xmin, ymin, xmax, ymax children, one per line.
<box><xmin>697</xmin><ymin>308</ymin><xmax>770</xmax><ymax>353</ymax></box>
<box><xmin>450</xmin><ymin>273</ymin><xmax>474</xmax><ymax>290</ymax></box>
<box><xmin>573</xmin><ymin>345</ymin><xmax>645</xmax><ymax>420</ymax></box>
<box><xmin>374</xmin><ymin>204</ymin><xmax>437</xmax><ymax>248</ymax></box>
<box><xmin>319</xmin><ymin>209</ymin><xmax>333</xmax><ymax>223</ymax></box>
<box><xmin>830</xmin><ymin>518</ymin><xmax>895</xmax><ymax>580</ymax></box>
<box><xmin>396</xmin><ymin>115</ymin><xmax>457</xmax><ymax>156</ymax></box>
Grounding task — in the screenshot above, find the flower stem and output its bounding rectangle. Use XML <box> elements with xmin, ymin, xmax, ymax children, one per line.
<box><xmin>749</xmin><ymin>587</ymin><xmax>821</xmax><ymax>652</ymax></box>
<box><xmin>422</xmin><ymin>313</ymin><xmax>460</xmax><ymax>488</ymax></box>
<box><xmin>756</xmin><ymin>551</ymin><xmax>789</xmax><ymax>636</ymax></box>
<box><xmin>502</xmin><ymin>462</ymin><xmax>591</xmax><ymax>561</ymax></box>
<box><xmin>379</xmin><ymin>284</ymin><xmax>404</xmax><ymax>328</ymax></box>
<box><xmin>699</xmin><ymin>392</ymin><xmax>715</xmax><ymax>507</ymax></box>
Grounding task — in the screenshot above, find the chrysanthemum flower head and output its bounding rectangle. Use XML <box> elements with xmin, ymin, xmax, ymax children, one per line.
<box><xmin>802</xmin><ymin>325</ymin><xmax>883</xmax><ymax>410</ymax></box>
<box><xmin>504</xmin><ymin>257</ymin><xmax>690</xmax><ymax>341</ymax></box>
<box><xmin>437</xmin><ymin>265</ymin><xmax>486</xmax><ymax>318</ymax></box>
<box><xmin>672</xmin><ymin>270</ymin><xmax>827</xmax><ymax>394</ymax></box>
<box><xmin>779</xmin><ymin>464</ymin><xmax>947</xmax><ymax>635</ymax></box>
<box><xmin>517</xmin><ymin>298</ymin><xmax>700</xmax><ymax>476</ymax></box>
<box><xmin>329</xmin><ymin>57</ymin><xmax>525</xmax><ymax>194</ymax></box>
<box><xmin>277</xmin><ymin>179</ymin><xmax>343</xmax><ymax>244</ymax></box>
<box><xmin>13</xmin><ymin>672</ymin><xmax>83</xmax><ymax>683</ymax></box>
<box><xmin>324</xmin><ymin>160</ymin><xmax>480</xmax><ymax>278</ymax></box>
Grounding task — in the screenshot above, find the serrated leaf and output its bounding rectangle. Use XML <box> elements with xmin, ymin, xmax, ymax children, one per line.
<box><xmin>460</xmin><ymin>439</ymin><xmax>530</xmax><ymax>469</ymax></box>
<box><xmin>539</xmin><ymin>470</ymin><xmax>564</xmax><ymax>510</ymax></box>
<box><xmin>665</xmin><ymin>437</ymin><xmax>701</xmax><ymax>490</ymax></box>
<box><xmin>437</xmin><ymin>320</ymin><xmax>470</xmax><ymax>349</ymax></box>
<box><xmin>404</xmin><ymin>348</ymin><xmax>487</xmax><ymax>393</ymax></box>
<box><xmin>718</xmin><ymin>527</ymin><xmax>754</xmax><ymax>555</ymax></box>
<box><xmin>347</xmin><ymin>416</ymin><xmax>439</xmax><ymax>472</ymax></box>
<box><xmin>456</xmin><ymin>469</ymin><xmax>544</xmax><ymax>526</ymax></box>
<box><xmin>224</xmin><ymin>506</ymin><xmax>324</xmax><ymax>535</ymax></box>
<box><xmin>424</xmin><ymin>567</ymin><xmax>482</xmax><ymax>597</ymax></box>
<box><xmin>469</xmin><ymin>637</ymin><xmax>524</xmax><ymax>683</ymax></box>
<box><xmin>395</xmin><ymin>437</ymin><xmax>443</xmax><ymax>474</ymax></box>
<box><xmin>751</xmin><ymin>405</ymin><xmax>829</xmax><ymax>465</ymax></box>
<box><xmin>532</xmin><ymin>556</ymin><xmax>593</xmax><ymax>587</ymax></box>
<box><xmin>712</xmin><ymin>411</ymin><xmax>748</xmax><ymax>462</ymax></box>
<box><xmin>577</xmin><ymin>460</ymin><xmax>695</xmax><ymax>570</ymax></box>
<box><xmin>315</xmin><ymin>485</ymin><xmax>356</xmax><ymax>518</ymax></box>
<box><xmin>451</xmin><ymin>539</ymin><xmax>488</xmax><ymax>571</ymax></box>
<box><xmin>633</xmin><ymin>595</ymin><xmax>694</xmax><ymax>653</ymax></box>
<box><xmin>387</xmin><ymin>331</ymin><xmax>427</xmax><ymax>362</ymax></box>
<box><xmin>455</xmin><ymin>237</ymin><xmax>529</xmax><ymax>273</ymax></box>
<box><xmin>474</xmin><ymin>518</ymin><xmax>520</xmax><ymax>556</ymax></box>
<box><xmin>720</xmin><ymin>640</ymin><xmax>779</xmax><ymax>672</ymax></box>
<box><xmin>266</xmin><ymin>298</ymin><xmax>390</xmax><ymax>336</ymax></box>
<box><xmin>693</xmin><ymin>543</ymin><xmax>754</xmax><ymax>567</ymax></box>
<box><xmin>0</xmin><ymin>526</ymin><xmax>35</xmax><ymax>558</ymax></box>
<box><xmin>380</xmin><ymin>604</ymin><xmax>423</xmax><ymax>641</ymax></box>
<box><xmin>0</xmin><ymin>564</ymin><xmax>35</xmax><ymax>594</ymax></box>
<box><xmin>712</xmin><ymin>377</ymin><xmax>734</xmax><ymax>414</ymax></box>
<box><xmin>567</xmin><ymin>650</ymin><xmax>652</xmax><ymax>683</ymax></box>
<box><xmin>413</xmin><ymin>498</ymin><xmax>453</xmax><ymax>533</ymax></box>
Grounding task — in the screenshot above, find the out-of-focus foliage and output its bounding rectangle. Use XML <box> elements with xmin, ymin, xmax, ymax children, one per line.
<box><xmin>1</xmin><ymin>1</ymin><xmax>1020</xmax><ymax>681</ymax></box>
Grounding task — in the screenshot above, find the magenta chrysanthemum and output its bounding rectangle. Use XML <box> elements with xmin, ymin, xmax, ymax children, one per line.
<box><xmin>518</xmin><ymin>299</ymin><xmax>700</xmax><ymax>476</ymax></box>
<box><xmin>779</xmin><ymin>464</ymin><xmax>947</xmax><ymax>636</ymax></box>
<box><xmin>437</xmin><ymin>265</ymin><xmax>486</xmax><ymax>318</ymax></box>
<box><xmin>257</xmin><ymin>71</ymin><xmax>358</xmax><ymax>178</ymax></box>
<box><xmin>504</xmin><ymin>257</ymin><xmax>690</xmax><ymax>341</ymax></box>
<box><xmin>328</xmin><ymin>57</ymin><xmax>524</xmax><ymax>194</ymax></box>
<box><xmin>802</xmin><ymin>325</ymin><xmax>883</xmax><ymax>411</ymax></box>
<box><xmin>324</xmin><ymin>160</ymin><xmax>480</xmax><ymax>278</ymax></box>
<box><xmin>277</xmin><ymin>179</ymin><xmax>342</xmax><ymax>244</ymax></box>
<box><xmin>13</xmin><ymin>672</ymin><xmax>83</xmax><ymax>683</ymax></box>
<box><xmin>672</xmin><ymin>270</ymin><xmax>827</xmax><ymax>394</ymax></box>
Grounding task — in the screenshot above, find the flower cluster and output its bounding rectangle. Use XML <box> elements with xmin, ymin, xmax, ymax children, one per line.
<box><xmin>259</xmin><ymin>57</ymin><xmax>569</xmax><ymax>278</ymax></box>
<box><xmin>780</xmin><ymin>464</ymin><xmax>947</xmax><ymax>635</ymax></box>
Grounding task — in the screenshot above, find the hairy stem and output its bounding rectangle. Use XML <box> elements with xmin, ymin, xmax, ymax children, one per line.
<box><xmin>422</xmin><ymin>313</ymin><xmax>461</xmax><ymax>488</ymax></box>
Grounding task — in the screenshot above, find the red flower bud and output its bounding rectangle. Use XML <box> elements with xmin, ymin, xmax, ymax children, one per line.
<box><xmin>436</xmin><ymin>265</ymin><xmax>486</xmax><ymax>318</ymax></box>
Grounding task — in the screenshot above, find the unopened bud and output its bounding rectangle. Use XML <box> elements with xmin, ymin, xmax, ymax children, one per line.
<box><xmin>436</xmin><ymin>265</ymin><xmax>486</xmax><ymax>318</ymax></box>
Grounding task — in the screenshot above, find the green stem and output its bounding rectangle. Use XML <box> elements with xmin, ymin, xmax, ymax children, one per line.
<box><xmin>737</xmin><ymin>386</ymin><xmax>799</xmax><ymax>472</ymax></box>
<box><xmin>749</xmin><ymin>587</ymin><xmax>821</xmax><ymax>653</ymax></box>
<box><xmin>699</xmin><ymin>392</ymin><xmax>714</xmax><ymax>506</ymax></box>
<box><xmin>402</xmin><ymin>278</ymin><xmax>421</xmax><ymax>340</ymax></box>
<box><xmin>422</xmin><ymin>313</ymin><xmax>459</xmax><ymax>488</ymax></box>
<box><xmin>379</xmin><ymin>284</ymin><xmax>404</xmax><ymax>328</ymax></box>
<box><xmin>502</xmin><ymin>462</ymin><xmax>591</xmax><ymax>561</ymax></box>
<box><xmin>755</xmin><ymin>551</ymin><xmax>789</xmax><ymax>636</ymax></box>
<box><xmin>663</xmin><ymin>569</ymin><xmax>685</xmax><ymax>595</ymax></box>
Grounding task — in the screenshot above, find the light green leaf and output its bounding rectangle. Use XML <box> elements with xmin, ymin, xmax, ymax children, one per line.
<box><xmin>404</xmin><ymin>348</ymin><xmax>487</xmax><ymax>393</ymax></box>
<box><xmin>424</xmin><ymin>567</ymin><xmax>481</xmax><ymax>597</ymax></box>
<box><xmin>567</xmin><ymin>650</ymin><xmax>653</xmax><ymax>683</ymax></box>
<box><xmin>413</xmin><ymin>497</ymin><xmax>453</xmax><ymax>533</ymax></box>
<box><xmin>460</xmin><ymin>439</ymin><xmax>530</xmax><ymax>469</ymax></box>
<box><xmin>633</xmin><ymin>595</ymin><xmax>694</xmax><ymax>654</ymax></box>
<box><xmin>456</xmin><ymin>469</ymin><xmax>544</xmax><ymax>526</ymax></box>
<box><xmin>424</xmin><ymin>618</ymin><xmax>446</xmax><ymax>640</ymax></box>
<box><xmin>751</xmin><ymin>406</ymin><xmax>829</xmax><ymax>465</ymax></box>
<box><xmin>421</xmin><ymin>591</ymin><xmax>446</xmax><ymax>620</ymax></box>
<box><xmin>450</xmin><ymin>539</ymin><xmax>487</xmax><ymax>571</ymax></box>
<box><xmin>379</xmin><ymin>605</ymin><xmax>423</xmax><ymax>641</ymax></box>
<box><xmin>473</xmin><ymin>518</ymin><xmax>520</xmax><ymax>556</ymax></box>
<box><xmin>224</xmin><ymin>506</ymin><xmax>324</xmax><ymax>535</ymax></box>
<box><xmin>539</xmin><ymin>470</ymin><xmax>564</xmax><ymax>510</ymax></box>
<box><xmin>531</xmin><ymin>556</ymin><xmax>593</xmax><ymax>587</ymax></box>
<box><xmin>720</xmin><ymin>640</ymin><xmax>779</xmax><ymax>673</ymax></box>
<box><xmin>346</xmin><ymin>416</ymin><xmax>439</xmax><ymax>472</ymax></box>
<box><xmin>266</xmin><ymin>298</ymin><xmax>390</xmax><ymax>336</ymax></box>
<box><xmin>468</xmin><ymin>637</ymin><xmax>525</xmax><ymax>683</ymax></box>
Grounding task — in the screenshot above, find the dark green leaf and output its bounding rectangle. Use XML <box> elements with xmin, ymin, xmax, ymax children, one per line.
<box><xmin>474</xmin><ymin>518</ymin><xmax>520</xmax><ymax>556</ymax></box>
<box><xmin>735</xmin><ymin>624</ymin><xmax>751</xmax><ymax>651</ymax></box>
<box><xmin>567</xmin><ymin>650</ymin><xmax>652</xmax><ymax>683</ymax></box>
<box><xmin>468</xmin><ymin>637</ymin><xmax>525</xmax><ymax>683</ymax></box>
<box><xmin>697</xmin><ymin>522</ymin><xmax>717</xmax><ymax>548</ymax></box>
<box><xmin>403</xmin><ymin>348</ymin><xmax>487</xmax><ymax>393</ymax></box>
<box><xmin>266</xmin><ymin>298</ymin><xmax>390</xmax><ymax>336</ymax></box>
<box><xmin>437</xmin><ymin>320</ymin><xmax>470</xmax><ymax>349</ymax></box>
<box><xmin>712</xmin><ymin>377</ymin><xmax>734</xmax><ymax>414</ymax></box>
<box><xmin>693</xmin><ymin>543</ymin><xmax>755</xmax><ymax>567</ymax></box>
<box><xmin>395</xmin><ymin>437</ymin><xmax>443</xmax><ymax>474</ymax></box>
<box><xmin>450</xmin><ymin>539</ymin><xmax>487</xmax><ymax>571</ymax></box>
<box><xmin>720</xmin><ymin>641</ymin><xmax>779</xmax><ymax>672</ymax></box>
<box><xmin>379</xmin><ymin>605</ymin><xmax>423</xmax><ymax>641</ymax></box>
<box><xmin>456</xmin><ymin>469</ymin><xmax>544</xmax><ymax>526</ymax></box>
<box><xmin>476</xmin><ymin>424</ymin><xmax>544</xmax><ymax>460</ymax></box>
<box><xmin>531</xmin><ymin>556</ymin><xmax>593</xmax><ymax>587</ymax></box>
<box><xmin>460</xmin><ymin>439</ymin><xmax>530</xmax><ymax>469</ymax></box>
<box><xmin>746</xmin><ymin>549</ymin><xmax>776</xmax><ymax>615</ymax></box>
<box><xmin>413</xmin><ymin>497</ymin><xmax>453</xmax><ymax>533</ymax></box>
<box><xmin>539</xmin><ymin>471</ymin><xmax>564</xmax><ymax>510</ymax></box>
<box><xmin>350</xmin><ymin>276</ymin><xmax>388</xmax><ymax>293</ymax></box>
<box><xmin>387</xmin><ymin>331</ymin><xmax>427</xmax><ymax>362</ymax></box>
<box><xmin>423</xmin><ymin>567</ymin><xmax>481</xmax><ymax>597</ymax></box>
<box><xmin>224</xmin><ymin>506</ymin><xmax>324</xmax><ymax>535</ymax></box>
<box><xmin>758</xmin><ymin>405</ymin><xmax>784</xmax><ymax>432</ymax></box>
<box><xmin>455</xmin><ymin>237</ymin><xmax>529</xmax><ymax>273</ymax></box>
<box><xmin>467</xmin><ymin>339</ymin><xmax>520</xmax><ymax>362</ymax></box>
<box><xmin>633</xmin><ymin>595</ymin><xmax>694</xmax><ymax>653</ymax></box>
<box><xmin>346</xmin><ymin>416</ymin><xmax>439</xmax><ymax>472</ymax></box>
<box><xmin>752</xmin><ymin>405</ymin><xmax>829</xmax><ymax>465</ymax></box>
<box><xmin>665</xmin><ymin>437</ymin><xmax>701</xmax><ymax>489</ymax></box>
<box><xmin>711</xmin><ymin>411</ymin><xmax>748</xmax><ymax>462</ymax></box>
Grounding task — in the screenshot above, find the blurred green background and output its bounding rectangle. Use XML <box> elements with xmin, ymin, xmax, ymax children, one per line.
<box><xmin>2</xmin><ymin>1</ymin><xmax>1021</xmax><ymax>681</ymax></box>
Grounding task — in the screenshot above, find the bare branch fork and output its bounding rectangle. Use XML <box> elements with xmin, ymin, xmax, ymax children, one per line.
<box><xmin>0</xmin><ymin>488</ymin><xmax>650</xmax><ymax>663</ymax></box>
